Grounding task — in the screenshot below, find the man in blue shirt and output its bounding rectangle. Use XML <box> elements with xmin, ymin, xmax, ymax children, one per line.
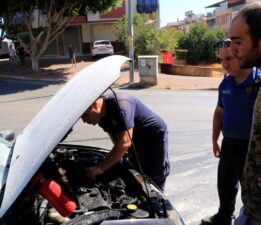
<box><xmin>81</xmin><ymin>93</ymin><xmax>169</xmax><ymax>191</ymax></box>
<box><xmin>202</xmin><ymin>41</ymin><xmax>259</xmax><ymax>225</ymax></box>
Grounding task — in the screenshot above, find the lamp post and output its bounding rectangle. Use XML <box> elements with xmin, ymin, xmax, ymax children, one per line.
<box><xmin>127</xmin><ymin>0</ymin><xmax>134</xmax><ymax>83</ymax></box>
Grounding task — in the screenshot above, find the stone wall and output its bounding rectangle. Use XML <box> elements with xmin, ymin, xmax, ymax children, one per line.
<box><xmin>160</xmin><ymin>64</ymin><xmax>223</xmax><ymax>77</ymax></box>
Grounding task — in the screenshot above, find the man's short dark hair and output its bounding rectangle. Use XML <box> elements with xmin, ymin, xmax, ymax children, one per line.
<box><xmin>235</xmin><ymin>2</ymin><xmax>261</xmax><ymax>45</ymax></box>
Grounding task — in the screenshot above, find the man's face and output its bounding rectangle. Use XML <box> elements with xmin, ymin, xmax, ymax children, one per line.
<box><xmin>229</xmin><ymin>16</ymin><xmax>261</xmax><ymax>68</ymax></box>
<box><xmin>81</xmin><ymin>105</ymin><xmax>101</xmax><ymax>125</ymax></box>
<box><xmin>219</xmin><ymin>47</ymin><xmax>240</xmax><ymax>75</ymax></box>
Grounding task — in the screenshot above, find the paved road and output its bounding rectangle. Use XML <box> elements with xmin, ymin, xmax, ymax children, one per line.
<box><xmin>0</xmin><ymin>80</ymin><xmax>242</xmax><ymax>225</ymax></box>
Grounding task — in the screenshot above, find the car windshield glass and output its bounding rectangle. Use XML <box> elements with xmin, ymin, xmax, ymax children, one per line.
<box><xmin>95</xmin><ymin>41</ymin><xmax>110</xmax><ymax>46</ymax></box>
<box><xmin>0</xmin><ymin>138</ymin><xmax>12</xmax><ymax>197</ymax></box>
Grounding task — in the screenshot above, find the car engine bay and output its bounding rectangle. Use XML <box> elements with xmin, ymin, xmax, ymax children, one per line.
<box><xmin>1</xmin><ymin>145</ymin><xmax>179</xmax><ymax>225</ymax></box>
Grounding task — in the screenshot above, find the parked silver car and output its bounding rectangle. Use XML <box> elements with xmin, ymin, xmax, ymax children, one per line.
<box><xmin>91</xmin><ymin>40</ymin><xmax>114</xmax><ymax>58</ymax></box>
<box><xmin>0</xmin><ymin>56</ymin><xmax>184</xmax><ymax>225</ymax></box>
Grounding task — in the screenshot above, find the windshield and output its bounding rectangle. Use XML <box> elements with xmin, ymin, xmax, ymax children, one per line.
<box><xmin>0</xmin><ymin>138</ymin><xmax>12</xmax><ymax>195</ymax></box>
<box><xmin>95</xmin><ymin>41</ymin><xmax>110</xmax><ymax>46</ymax></box>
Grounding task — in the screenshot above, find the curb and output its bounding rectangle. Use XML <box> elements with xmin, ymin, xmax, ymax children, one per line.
<box><xmin>0</xmin><ymin>73</ymin><xmax>220</xmax><ymax>90</ymax></box>
<box><xmin>0</xmin><ymin>74</ymin><xmax>67</xmax><ymax>84</ymax></box>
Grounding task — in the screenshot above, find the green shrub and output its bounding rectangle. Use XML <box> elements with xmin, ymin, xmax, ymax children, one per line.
<box><xmin>178</xmin><ymin>22</ymin><xmax>226</xmax><ymax>65</ymax></box>
<box><xmin>114</xmin><ymin>13</ymin><xmax>182</xmax><ymax>58</ymax></box>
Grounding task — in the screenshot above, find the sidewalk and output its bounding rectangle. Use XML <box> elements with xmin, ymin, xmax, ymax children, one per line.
<box><xmin>0</xmin><ymin>56</ymin><xmax>222</xmax><ymax>90</ymax></box>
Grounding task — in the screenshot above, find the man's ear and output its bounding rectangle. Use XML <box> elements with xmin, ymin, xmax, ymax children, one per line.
<box><xmin>92</xmin><ymin>99</ymin><xmax>101</xmax><ymax>111</ymax></box>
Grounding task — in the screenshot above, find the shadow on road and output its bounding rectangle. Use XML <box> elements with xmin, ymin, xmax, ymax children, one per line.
<box><xmin>0</xmin><ymin>79</ymin><xmax>54</xmax><ymax>95</ymax></box>
<box><xmin>0</xmin><ymin>55</ymin><xmax>92</xmax><ymax>95</ymax></box>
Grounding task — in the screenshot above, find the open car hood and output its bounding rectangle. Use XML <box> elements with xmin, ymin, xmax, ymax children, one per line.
<box><xmin>0</xmin><ymin>55</ymin><xmax>130</xmax><ymax>218</ymax></box>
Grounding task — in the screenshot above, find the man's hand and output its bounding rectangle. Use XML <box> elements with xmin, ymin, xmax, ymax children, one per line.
<box><xmin>85</xmin><ymin>166</ymin><xmax>104</xmax><ymax>180</ymax></box>
<box><xmin>213</xmin><ymin>142</ymin><xmax>221</xmax><ymax>158</ymax></box>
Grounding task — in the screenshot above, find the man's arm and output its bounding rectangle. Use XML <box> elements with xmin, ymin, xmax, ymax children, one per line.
<box><xmin>100</xmin><ymin>128</ymin><xmax>133</xmax><ymax>171</ymax></box>
<box><xmin>86</xmin><ymin>128</ymin><xmax>133</xmax><ymax>179</ymax></box>
<box><xmin>212</xmin><ymin>106</ymin><xmax>224</xmax><ymax>158</ymax></box>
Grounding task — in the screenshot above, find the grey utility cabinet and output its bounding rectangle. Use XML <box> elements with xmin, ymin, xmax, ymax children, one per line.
<box><xmin>138</xmin><ymin>55</ymin><xmax>158</xmax><ymax>85</ymax></box>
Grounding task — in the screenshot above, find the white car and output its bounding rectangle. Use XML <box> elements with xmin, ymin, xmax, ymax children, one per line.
<box><xmin>0</xmin><ymin>56</ymin><xmax>184</xmax><ymax>225</ymax></box>
<box><xmin>91</xmin><ymin>40</ymin><xmax>114</xmax><ymax>57</ymax></box>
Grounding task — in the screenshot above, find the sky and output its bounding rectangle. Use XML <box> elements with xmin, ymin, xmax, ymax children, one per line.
<box><xmin>159</xmin><ymin>0</ymin><xmax>219</xmax><ymax>27</ymax></box>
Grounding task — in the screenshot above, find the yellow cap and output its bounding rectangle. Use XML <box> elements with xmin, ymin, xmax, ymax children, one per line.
<box><xmin>127</xmin><ymin>204</ymin><xmax>137</xmax><ymax>211</ymax></box>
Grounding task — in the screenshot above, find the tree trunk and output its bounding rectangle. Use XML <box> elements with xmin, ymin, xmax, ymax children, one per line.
<box><xmin>31</xmin><ymin>56</ymin><xmax>39</xmax><ymax>72</ymax></box>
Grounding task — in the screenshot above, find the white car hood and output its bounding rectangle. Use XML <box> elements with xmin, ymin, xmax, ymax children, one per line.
<box><xmin>0</xmin><ymin>55</ymin><xmax>130</xmax><ymax>218</ymax></box>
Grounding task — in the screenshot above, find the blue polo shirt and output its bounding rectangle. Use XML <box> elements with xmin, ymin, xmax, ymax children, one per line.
<box><xmin>218</xmin><ymin>68</ymin><xmax>260</xmax><ymax>140</ymax></box>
